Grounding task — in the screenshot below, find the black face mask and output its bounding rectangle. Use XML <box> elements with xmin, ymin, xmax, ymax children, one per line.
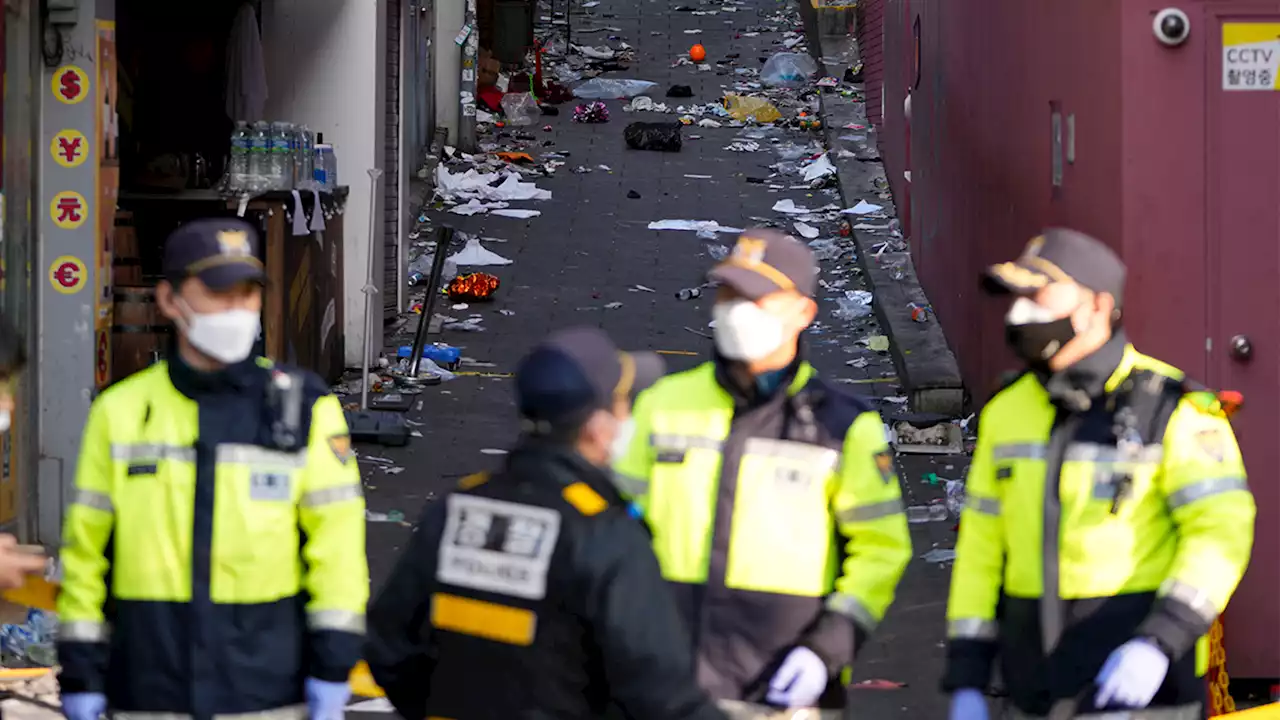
<box><xmin>1005</xmin><ymin>318</ymin><xmax>1076</xmax><ymax>367</ymax></box>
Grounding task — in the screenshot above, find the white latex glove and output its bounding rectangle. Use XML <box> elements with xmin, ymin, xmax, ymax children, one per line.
<box><xmin>1094</xmin><ymin>638</ymin><xmax>1170</xmax><ymax>709</ymax></box>
<box><xmin>765</xmin><ymin>646</ymin><xmax>829</xmax><ymax>708</ymax></box>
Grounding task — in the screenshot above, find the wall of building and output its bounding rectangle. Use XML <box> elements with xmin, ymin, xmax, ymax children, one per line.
<box><xmin>261</xmin><ymin>0</ymin><xmax>389</xmax><ymax>367</ymax></box>
<box><xmin>385</xmin><ymin>0</ymin><xmax>403</xmax><ymax>320</ymax></box>
<box><xmin>875</xmin><ymin>0</ymin><xmax>1125</xmax><ymax>398</ymax></box>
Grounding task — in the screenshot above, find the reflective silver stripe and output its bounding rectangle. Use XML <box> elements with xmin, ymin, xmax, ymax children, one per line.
<box><xmin>611</xmin><ymin>471</ymin><xmax>648</xmax><ymax>496</ymax></box>
<box><xmin>60</xmin><ymin>620</ymin><xmax>109</xmax><ymax>642</ymax></box>
<box><xmin>825</xmin><ymin>593</ymin><xmax>877</xmax><ymax>631</ymax></box>
<box><xmin>1065</xmin><ymin>442</ymin><xmax>1164</xmax><ymax>464</ymax></box>
<box><xmin>216</xmin><ymin>444</ymin><xmax>308</xmax><ymax>468</ymax></box>
<box><xmin>110</xmin><ymin>443</ymin><xmax>196</xmax><ymax>463</ymax></box>
<box><xmin>743</xmin><ymin>437</ymin><xmax>840</xmax><ymax>473</ymax></box>
<box><xmin>1159</xmin><ymin>579</ymin><xmax>1219</xmax><ymax>624</ymax></box>
<box><xmin>947</xmin><ymin>618</ymin><xmax>998</xmax><ymax>640</ymax></box>
<box><xmin>72</xmin><ymin>488</ymin><xmax>113</xmax><ymax>513</ymax></box>
<box><xmin>1165</xmin><ymin>476</ymin><xmax>1248</xmax><ymax>511</ymax></box>
<box><xmin>836</xmin><ymin>498</ymin><xmax>904</xmax><ymax>523</ymax></box>
<box><xmin>649</xmin><ymin>433</ymin><xmax>723</xmax><ymax>452</ymax></box>
<box><xmin>991</xmin><ymin>443</ymin><xmax>1045</xmax><ymax>461</ymax></box>
<box><xmin>1004</xmin><ymin>704</ymin><xmax>1202</xmax><ymax>720</ymax></box>
<box><xmin>113</xmin><ymin>705</ymin><xmax>308</xmax><ymax>720</ymax></box>
<box><xmin>299</xmin><ymin>484</ymin><xmax>363</xmax><ymax>508</ymax></box>
<box><xmin>967</xmin><ymin>496</ymin><xmax>1001</xmax><ymax>516</ymax></box>
<box><xmin>308</xmin><ymin>609</ymin><xmax>366</xmax><ymax>634</ymax></box>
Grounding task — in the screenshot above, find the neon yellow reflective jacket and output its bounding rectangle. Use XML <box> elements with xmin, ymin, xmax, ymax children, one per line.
<box><xmin>57</xmin><ymin>358</ymin><xmax>368</xmax><ymax>717</ymax></box>
<box><xmin>943</xmin><ymin>342</ymin><xmax>1255</xmax><ymax>716</ymax></box>
<box><xmin>614</xmin><ymin>360</ymin><xmax>911</xmax><ymax>704</ymax></box>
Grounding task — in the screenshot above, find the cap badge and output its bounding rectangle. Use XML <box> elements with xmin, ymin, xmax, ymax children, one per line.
<box><xmin>991</xmin><ymin>261</ymin><xmax>1049</xmax><ymax>289</ymax></box>
<box><xmin>217</xmin><ymin>229</ymin><xmax>251</xmax><ymax>257</ymax></box>
<box><xmin>732</xmin><ymin>236</ymin><xmax>767</xmax><ymax>265</ymax></box>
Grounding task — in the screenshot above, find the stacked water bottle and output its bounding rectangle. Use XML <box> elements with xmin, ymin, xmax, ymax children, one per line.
<box><xmin>227</xmin><ymin>120</ymin><xmax>339</xmax><ymax>194</ymax></box>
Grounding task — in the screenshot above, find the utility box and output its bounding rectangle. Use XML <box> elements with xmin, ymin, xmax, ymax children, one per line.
<box><xmin>865</xmin><ymin>0</ymin><xmax>1280</xmax><ymax>680</ymax></box>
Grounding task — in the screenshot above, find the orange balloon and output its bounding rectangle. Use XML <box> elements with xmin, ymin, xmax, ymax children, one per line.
<box><xmin>690</xmin><ymin>44</ymin><xmax>706</xmax><ymax>62</ymax></box>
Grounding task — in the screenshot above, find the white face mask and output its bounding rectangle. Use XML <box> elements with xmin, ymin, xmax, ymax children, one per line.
<box><xmin>1005</xmin><ymin>297</ymin><xmax>1059</xmax><ymax>325</ymax></box>
<box><xmin>178</xmin><ymin>299</ymin><xmax>261</xmax><ymax>365</ymax></box>
<box><xmin>713</xmin><ymin>299</ymin><xmax>785</xmax><ymax>361</ymax></box>
<box><xmin>0</xmin><ymin>410</ymin><xmax>11</xmax><ymax>434</ymax></box>
<box><xmin>609</xmin><ymin>416</ymin><xmax>636</xmax><ymax>463</ymax></box>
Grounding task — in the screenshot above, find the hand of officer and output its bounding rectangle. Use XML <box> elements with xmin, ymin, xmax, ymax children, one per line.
<box><xmin>949</xmin><ymin>688</ymin><xmax>989</xmax><ymax>720</ymax></box>
<box><xmin>61</xmin><ymin>692</ymin><xmax>106</xmax><ymax>720</ymax></box>
<box><xmin>304</xmin><ymin>677</ymin><xmax>351</xmax><ymax>720</ymax></box>
<box><xmin>765</xmin><ymin>646</ymin><xmax>828</xmax><ymax>708</ymax></box>
<box><xmin>0</xmin><ymin>534</ymin><xmax>45</xmax><ymax>589</ymax></box>
<box><xmin>1094</xmin><ymin>638</ymin><xmax>1170</xmax><ymax>709</ymax></box>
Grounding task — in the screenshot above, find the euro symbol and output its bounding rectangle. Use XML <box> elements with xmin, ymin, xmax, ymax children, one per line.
<box><xmin>53</xmin><ymin>262</ymin><xmax>80</xmax><ymax>288</ymax></box>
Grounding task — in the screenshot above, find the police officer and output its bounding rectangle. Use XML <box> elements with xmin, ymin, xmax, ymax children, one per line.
<box><xmin>0</xmin><ymin>316</ymin><xmax>47</xmax><ymax>588</ymax></box>
<box><xmin>944</xmin><ymin>229</ymin><xmax>1256</xmax><ymax>719</ymax></box>
<box><xmin>614</xmin><ymin>229</ymin><xmax>913</xmax><ymax>712</ymax></box>
<box><xmin>58</xmin><ymin>219</ymin><xmax>369</xmax><ymax>720</ymax></box>
<box><xmin>365</xmin><ymin>326</ymin><xmax>728</xmax><ymax>720</ymax></box>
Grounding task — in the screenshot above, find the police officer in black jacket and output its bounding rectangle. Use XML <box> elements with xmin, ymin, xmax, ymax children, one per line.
<box><xmin>365</xmin><ymin>326</ymin><xmax>729</xmax><ymax>720</ymax></box>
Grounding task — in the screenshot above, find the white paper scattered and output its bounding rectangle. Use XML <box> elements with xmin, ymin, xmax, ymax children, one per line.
<box><xmin>794</xmin><ymin>222</ymin><xmax>820</xmax><ymax>239</ymax></box>
<box><xmin>449</xmin><ymin>199</ymin><xmax>509</xmax><ymax>216</ymax></box>
<box><xmin>801</xmin><ymin>153</ymin><xmax>837</xmax><ymax>182</ymax></box>
<box><xmin>772</xmin><ymin>198</ymin><xmax>812</xmax><ymax>215</ymax></box>
<box><xmin>648</xmin><ymin>219</ymin><xmax>743</xmax><ymax>234</ymax></box>
<box><xmin>435</xmin><ymin>165</ymin><xmax>552</xmax><ymax>202</ymax></box>
<box><xmin>842</xmin><ymin>200</ymin><xmax>884</xmax><ymax>215</ymax></box>
<box><xmin>448</xmin><ymin>237</ymin><xmax>513</xmax><ymax>266</ymax></box>
<box><xmin>492</xmin><ymin>208</ymin><xmax>542</xmax><ymax>219</ymax></box>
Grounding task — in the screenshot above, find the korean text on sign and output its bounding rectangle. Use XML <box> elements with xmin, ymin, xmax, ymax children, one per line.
<box><xmin>1222</xmin><ymin>23</ymin><xmax>1280</xmax><ymax>91</ymax></box>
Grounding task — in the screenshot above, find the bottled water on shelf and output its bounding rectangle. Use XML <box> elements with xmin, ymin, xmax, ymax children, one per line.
<box><xmin>269</xmin><ymin>122</ymin><xmax>292</xmax><ymax>190</ymax></box>
<box><xmin>247</xmin><ymin>121</ymin><xmax>271</xmax><ymax>192</ymax></box>
<box><xmin>228</xmin><ymin>121</ymin><xmax>251</xmax><ymax>191</ymax></box>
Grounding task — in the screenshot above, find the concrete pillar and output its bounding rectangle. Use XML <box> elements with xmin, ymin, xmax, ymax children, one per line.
<box><xmin>434</xmin><ymin>0</ymin><xmax>464</xmax><ymax>145</ymax></box>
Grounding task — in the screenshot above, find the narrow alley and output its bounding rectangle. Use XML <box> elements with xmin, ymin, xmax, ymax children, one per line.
<box><xmin>346</xmin><ymin>0</ymin><xmax>964</xmax><ymax>716</ymax></box>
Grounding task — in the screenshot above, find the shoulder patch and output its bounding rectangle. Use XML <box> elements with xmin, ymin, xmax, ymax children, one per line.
<box><xmin>562</xmin><ymin>481</ymin><xmax>609</xmax><ymax>516</ymax></box>
<box><xmin>457</xmin><ymin>472</ymin><xmax>489</xmax><ymax>490</ymax></box>
<box><xmin>327</xmin><ymin>434</ymin><xmax>355</xmax><ymax>465</ymax></box>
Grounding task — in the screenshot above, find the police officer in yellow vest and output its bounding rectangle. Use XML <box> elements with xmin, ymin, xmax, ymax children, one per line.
<box><xmin>58</xmin><ymin>219</ymin><xmax>369</xmax><ymax>720</ymax></box>
<box><xmin>944</xmin><ymin>229</ymin><xmax>1256</xmax><ymax>719</ymax></box>
<box><xmin>614</xmin><ymin>229</ymin><xmax>912</xmax><ymax>711</ymax></box>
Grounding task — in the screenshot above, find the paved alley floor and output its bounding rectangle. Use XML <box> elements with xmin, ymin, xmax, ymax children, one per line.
<box><xmin>350</xmin><ymin>0</ymin><xmax>963</xmax><ymax>716</ymax></box>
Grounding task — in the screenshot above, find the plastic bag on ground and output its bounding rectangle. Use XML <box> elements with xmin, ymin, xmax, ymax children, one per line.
<box><xmin>448</xmin><ymin>237</ymin><xmax>513</xmax><ymax>267</ymax></box>
<box><xmin>573</xmin><ymin>78</ymin><xmax>659</xmax><ymax>99</ymax></box>
<box><xmin>724</xmin><ymin>95</ymin><xmax>782</xmax><ymax>123</ymax></box>
<box><xmin>625</xmin><ymin>122</ymin><xmax>683</xmax><ymax>152</ymax></box>
<box><xmin>760</xmin><ymin>52</ymin><xmax>818</xmax><ymax>87</ymax></box>
<box><xmin>500</xmin><ymin>93</ymin><xmax>537</xmax><ymax>126</ymax></box>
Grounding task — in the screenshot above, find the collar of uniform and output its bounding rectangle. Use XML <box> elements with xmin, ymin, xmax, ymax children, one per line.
<box><xmin>712</xmin><ymin>344</ymin><xmax>813</xmax><ymax>409</ymax></box>
<box><xmin>506</xmin><ymin>439</ymin><xmax>623</xmax><ymax>500</ymax></box>
<box><xmin>1037</xmin><ymin>329</ymin><xmax>1129</xmax><ymax>411</ymax></box>
<box><xmin>167</xmin><ymin>342</ymin><xmax>264</xmax><ymax>398</ymax></box>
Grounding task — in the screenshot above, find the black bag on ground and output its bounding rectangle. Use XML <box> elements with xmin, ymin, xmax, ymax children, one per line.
<box><xmin>625</xmin><ymin>122</ymin><xmax>683</xmax><ymax>152</ymax></box>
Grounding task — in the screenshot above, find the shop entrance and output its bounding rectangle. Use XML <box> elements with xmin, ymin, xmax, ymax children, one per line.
<box><xmin>111</xmin><ymin>0</ymin><xmax>348</xmax><ymax>389</ymax></box>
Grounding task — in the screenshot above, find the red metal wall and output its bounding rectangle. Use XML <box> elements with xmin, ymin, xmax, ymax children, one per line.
<box><xmin>873</xmin><ymin>0</ymin><xmax>1280</xmax><ymax>678</ymax></box>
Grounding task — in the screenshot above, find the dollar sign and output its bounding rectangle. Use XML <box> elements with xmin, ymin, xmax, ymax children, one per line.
<box><xmin>59</xmin><ymin>70</ymin><xmax>80</xmax><ymax>100</ymax></box>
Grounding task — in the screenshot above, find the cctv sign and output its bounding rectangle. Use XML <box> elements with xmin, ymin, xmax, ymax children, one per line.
<box><xmin>1222</xmin><ymin>23</ymin><xmax>1280</xmax><ymax>91</ymax></box>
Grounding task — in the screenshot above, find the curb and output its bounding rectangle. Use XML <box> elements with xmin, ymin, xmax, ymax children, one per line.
<box><xmin>806</xmin><ymin>25</ymin><xmax>966</xmax><ymax>416</ymax></box>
